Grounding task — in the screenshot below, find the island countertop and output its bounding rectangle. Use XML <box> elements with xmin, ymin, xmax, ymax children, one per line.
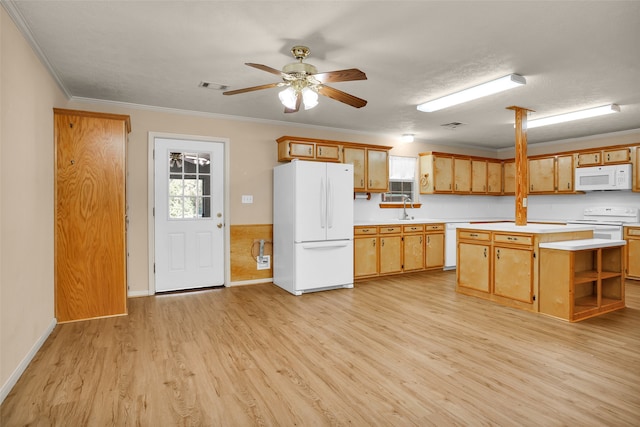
<box><xmin>457</xmin><ymin>222</ymin><xmax>595</xmax><ymax>234</ymax></box>
<box><xmin>539</xmin><ymin>238</ymin><xmax>626</xmax><ymax>251</ymax></box>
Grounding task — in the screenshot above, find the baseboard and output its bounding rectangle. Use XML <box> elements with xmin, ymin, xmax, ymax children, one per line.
<box><xmin>229</xmin><ymin>278</ymin><xmax>273</xmax><ymax>287</ymax></box>
<box><xmin>0</xmin><ymin>318</ymin><xmax>57</xmax><ymax>404</ymax></box>
<box><xmin>127</xmin><ymin>289</ymin><xmax>151</xmax><ymax>298</ymax></box>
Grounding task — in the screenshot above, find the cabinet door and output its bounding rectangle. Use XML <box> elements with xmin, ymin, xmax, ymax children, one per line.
<box><xmin>457</xmin><ymin>242</ymin><xmax>490</xmax><ymax>292</ymax></box>
<box><xmin>556</xmin><ymin>154</ymin><xmax>574</xmax><ymax>192</ymax></box>
<box><xmin>528</xmin><ymin>157</ymin><xmax>555</xmax><ymax>193</ymax></box>
<box><xmin>503</xmin><ymin>160</ymin><xmax>516</xmax><ymax>194</ymax></box>
<box><xmin>603</xmin><ymin>148</ymin><xmax>630</xmax><ymax>164</ymax></box>
<box><xmin>471</xmin><ymin>160</ymin><xmax>487</xmax><ymax>193</ymax></box>
<box><xmin>316</xmin><ymin>144</ymin><xmax>341</xmax><ymax>161</ymax></box>
<box><xmin>403</xmin><ymin>234</ymin><xmax>425</xmax><ymax>271</ymax></box>
<box><xmin>343</xmin><ymin>147</ymin><xmax>366</xmax><ymax>191</ymax></box>
<box><xmin>493</xmin><ymin>247</ymin><xmax>533</xmax><ymax>303</ymax></box>
<box><xmin>578</xmin><ymin>151</ymin><xmax>601</xmax><ymax>166</ymax></box>
<box><xmin>627</xmin><ymin>237</ymin><xmax>640</xmax><ymax>279</ymax></box>
<box><xmin>454</xmin><ymin>158</ymin><xmax>471</xmax><ymax>193</ymax></box>
<box><xmin>354</xmin><ymin>237</ymin><xmax>378</xmax><ymax>278</ymax></box>
<box><xmin>289</xmin><ymin>142</ymin><xmax>315</xmax><ymax>159</ymax></box>
<box><xmin>434</xmin><ymin>156</ymin><xmax>453</xmax><ymax>192</ymax></box>
<box><xmin>487</xmin><ymin>161</ymin><xmax>502</xmax><ymax>194</ymax></box>
<box><xmin>379</xmin><ymin>235</ymin><xmax>402</xmax><ymax>274</ymax></box>
<box><xmin>425</xmin><ymin>233</ymin><xmax>444</xmax><ymax>269</ymax></box>
<box><xmin>366</xmin><ymin>149</ymin><xmax>389</xmax><ymax>192</ymax></box>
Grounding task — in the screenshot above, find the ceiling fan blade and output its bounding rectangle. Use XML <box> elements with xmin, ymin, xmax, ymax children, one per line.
<box><xmin>284</xmin><ymin>92</ymin><xmax>302</xmax><ymax>113</ymax></box>
<box><xmin>222</xmin><ymin>82</ymin><xmax>281</xmax><ymax>96</ymax></box>
<box><xmin>313</xmin><ymin>68</ymin><xmax>367</xmax><ymax>84</ymax></box>
<box><xmin>245</xmin><ymin>63</ymin><xmax>286</xmax><ymax>77</ymax></box>
<box><xmin>317</xmin><ymin>85</ymin><xmax>367</xmax><ymax>108</ymax></box>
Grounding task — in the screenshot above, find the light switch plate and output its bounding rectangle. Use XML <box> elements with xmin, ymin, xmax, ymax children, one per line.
<box><xmin>242</xmin><ymin>195</ymin><xmax>253</xmax><ymax>204</ymax></box>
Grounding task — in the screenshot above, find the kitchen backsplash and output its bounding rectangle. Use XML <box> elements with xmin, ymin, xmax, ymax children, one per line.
<box><xmin>354</xmin><ymin>191</ymin><xmax>640</xmax><ymax>222</ymax></box>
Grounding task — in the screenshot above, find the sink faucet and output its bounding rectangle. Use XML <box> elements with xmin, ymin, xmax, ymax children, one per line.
<box><xmin>401</xmin><ymin>195</ymin><xmax>413</xmax><ymax>220</ymax></box>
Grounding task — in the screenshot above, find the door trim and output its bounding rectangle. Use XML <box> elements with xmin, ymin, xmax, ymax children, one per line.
<box><xmin>147</xmin><ymin>132</ymin><xmax>231</xmax><ymax>295</ymax></box>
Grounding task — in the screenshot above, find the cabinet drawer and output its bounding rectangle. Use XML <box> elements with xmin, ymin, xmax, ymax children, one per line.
<box><xmin>354</xmin><ymin>227</ymin><xmax>377</xmax><ymax>235</ymax></box>
<box><xmin>493</xmin><ymin>233</ymin><xmax>533</xmax><ymax>246</ymax></box>
<box><xmin>379</xmin><ymin>226</ymin><xmax>402</xmax><ymax>234</ymax></box>
<box><xmin>425</xmin><ymin>224</ymin><xmax>444</xmax><ymax>232</ymax></box>
<box><xmin>625</xmin><ymin>227</ymin><xmax>640</xmax><ymax>237</ymax></box>
<box><xmin>458</xmin><ymin>230</ymin><xmax>491</xmax><ymax>241</ymax></box>
<box><xmin>403</xmin><ymin>225</ymin><xmax>424</xmax><ymax>233</ymax></box>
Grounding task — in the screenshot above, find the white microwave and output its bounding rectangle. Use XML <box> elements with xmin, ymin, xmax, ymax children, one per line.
<box><xmin>574</xmin><ymin>164</ymin><xmax>632</xmax><ymax>191</ymax></box>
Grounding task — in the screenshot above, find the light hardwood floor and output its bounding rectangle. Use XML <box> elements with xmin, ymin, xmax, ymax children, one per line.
<box><xmin>2</xmin><ymin>271</ymin><xmax>640</xmax><ymax>426</ymax></box>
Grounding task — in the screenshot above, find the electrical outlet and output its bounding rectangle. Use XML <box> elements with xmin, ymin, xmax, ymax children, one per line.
<box><xmin>257</xmin><ymin>255</ymin><xmax>270</xmax><ymax>270</ymax></box>
<box><xmin>242</xmin><ymin>195</ymin><xmax>253</xmax><ymax>204</ymax></box>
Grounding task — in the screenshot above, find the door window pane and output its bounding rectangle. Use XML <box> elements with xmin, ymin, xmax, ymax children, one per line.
<box><xmin>167</xmin><ymin>151</ymin><xmax>212</xmax><ymax>219</ymax></box>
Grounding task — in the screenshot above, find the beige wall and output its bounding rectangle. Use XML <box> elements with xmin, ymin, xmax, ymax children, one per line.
<box><xmin>1</xmin><ymin>8</ymin><xmax>68</xmax><ymax>393</ymax></box>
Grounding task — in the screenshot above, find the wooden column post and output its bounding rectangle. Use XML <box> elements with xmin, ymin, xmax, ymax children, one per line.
<box><xmin>507</xmin><ymin>106</ymin><xmax>534</xmax><ymax>226</ymax></box>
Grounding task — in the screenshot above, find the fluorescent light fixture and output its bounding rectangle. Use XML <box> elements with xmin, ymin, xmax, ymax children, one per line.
<box><xmin>417</xmin><ymin>74</ymin><xmax>526</xmax><ymax>112</ymax></box>
<box><xmin>526</xmin><ymin>104</ymin><xmax>620</xmax><ymax>129</ymax></box>
<box><xmin>400</xmin><ymin>134</ymin><xmax>415</xmax><ymax>143</ymax></box>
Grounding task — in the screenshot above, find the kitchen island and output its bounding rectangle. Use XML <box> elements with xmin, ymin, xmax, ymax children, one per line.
<box><xmin>456</xmin><ymin>222</ymin><xmax>596</xmax><ymax>314</ymax></box>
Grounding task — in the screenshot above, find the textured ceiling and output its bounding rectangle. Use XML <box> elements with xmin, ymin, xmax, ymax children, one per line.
<box><xmin>5</xmin><ymin>0</ymin><xmax>640</xmax><ymax>149</ymax></box>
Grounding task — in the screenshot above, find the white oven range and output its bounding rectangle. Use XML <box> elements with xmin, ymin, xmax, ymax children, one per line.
<box><xmin>567</xmin><ymin>207</ymin><xmax>639</xmax><ymax>240</ymax></box>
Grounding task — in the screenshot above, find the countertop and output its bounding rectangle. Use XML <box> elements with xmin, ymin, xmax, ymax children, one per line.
<box><xmin>354</xmin><ymin>218</ymin><xmax>570</xmax><ymax>227</ymax></box>
<box><xmin>454</xmin><ymin>222</ymin><xmax>595</xmax><ymax>234</ymax></box>
<box><xmin>539</xmin><ymin>238</ymin><xmax>627</xmax><ymax>251</ymax></box>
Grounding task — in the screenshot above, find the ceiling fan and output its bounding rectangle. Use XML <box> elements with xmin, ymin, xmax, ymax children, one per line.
<box><xmin>223</xmin><ymin>45</ymin><xmax>367</xmax><ymax>113</ymax></box>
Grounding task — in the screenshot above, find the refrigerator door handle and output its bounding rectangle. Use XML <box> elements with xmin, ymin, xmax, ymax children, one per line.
<box><xmin>327</xmin><ymin>177</ymin><xmax>333</xmax><ymax>228</ymax></box>
<box><xmin>301</xmin><ymin>241</ymin><xmax>350</xmax><ymax>249</ymax></box>
<box><xmin>320</xmin><ymin>177</ymin><xmax>326</xmax><ymax>229</ymax></box>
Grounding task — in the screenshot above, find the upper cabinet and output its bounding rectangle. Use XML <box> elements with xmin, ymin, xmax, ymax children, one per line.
<box><xmin>487</xmin><ymin>161</ymin><xmax>503</xmax><ymax>194</ymax></box>
<box><xmin>556</xmin><ymin>154</ymin><xmax>575</xmax><ymax>193</ymax></box>
<box><xmin>577</xmin><ymin>147</ymin><xmax>630</xmax><ymax>167</ymax></box>
<box><xmin>419</xmin><ymin>153</ymin><xmax>453</xmax><ymax>193</ymax></box>
<box><xmin>277</xmin><ymin>136</ymin><xmax>342</xmax><ymax>162</ymax></box>
<box><xmin>454</xmin><ymin>158</ymin><xmax>471</xmax><ymax>193</ymax></box>
<box><xmin>277</xmin><ymin>136</ymin><xmax>392</xmax><ymax>194</ymax></box>
<box><xmin>528</xmin><ymin>157</ymin><xmax>556</xmax><ymax>193</ymax></box>
<box><xmin>343</xmin><ymin>146</ymin><xmax>389</xmax><ymax>193</ymax></box>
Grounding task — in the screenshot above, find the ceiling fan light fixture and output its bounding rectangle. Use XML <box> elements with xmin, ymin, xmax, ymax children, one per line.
<box><xmin>278</xmin><ymin>87</ymin><xmax>298</xmax><ymax>110</ymax></box>
<box><xmin>302</xmin><ymin>87</ymin><xmax>318</xmax><ymax>110</ymax></box>
<box><xmin>526</xmin><ymin>104</ymin><xmax>620</xmax><ymax>129</ymax></box>
<box><xmin>417</xmin><ymin>74</ymin><xmax>526</xmax><ymax>112</ymax></box>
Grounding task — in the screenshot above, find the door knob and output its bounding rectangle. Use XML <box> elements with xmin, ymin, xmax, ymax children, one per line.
<box><xmin>217</xmin><ymin>223</ymin><xmax>223</xmax><ymax>228</ymax></box>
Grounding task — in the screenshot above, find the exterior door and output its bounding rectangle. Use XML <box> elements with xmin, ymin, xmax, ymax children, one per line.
<box><xmin>154</xmin><ymin>138</ymin><xmax>224</xmax><ymax>292</ymax></box>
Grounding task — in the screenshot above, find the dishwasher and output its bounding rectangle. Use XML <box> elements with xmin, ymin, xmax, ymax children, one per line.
<box><xmin>445</xmin><ymin>222</ymin><xmax>471</xmax><ymax>270</ymax></box>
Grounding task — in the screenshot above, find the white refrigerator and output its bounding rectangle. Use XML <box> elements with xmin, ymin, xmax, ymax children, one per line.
<box><xmin>273</xmin><ymin>160</ymin><xmax>354</xmax><ymax>295</ymax></box>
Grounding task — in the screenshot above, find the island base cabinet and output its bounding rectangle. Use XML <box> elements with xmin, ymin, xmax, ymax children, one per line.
<box><xmin>457</xmin><ymin>242</ymin><xmax>490</xmax><ymax>292</ymax></box>
<box><xmin>539</xmin><ymin>247</ymin><xmax>625</xmax><ymax>322</ymax></box>
<box><xmin>493</xmin><ymin>247</ymin><xmax>533</xmax><ymax>303</ymax></box>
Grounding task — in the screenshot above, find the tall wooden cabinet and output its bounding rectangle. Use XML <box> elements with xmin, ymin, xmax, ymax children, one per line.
<box><xmin>54</xmin><ymin>109</ymin><xmax>131</xmax><ymax>322</ymax></box>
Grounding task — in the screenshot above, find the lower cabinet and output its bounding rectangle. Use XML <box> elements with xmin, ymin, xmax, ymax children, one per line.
<box><xmin>354</xmin><ymin>227</ymin><xmax>378</xmax><ymax>278</ymax></box>
<box><xmin>457</xmin><ymin>229</ymin><xmax>536</xmax><ymax>311</ymax></box>
<box><xmin>625</xmin><ymin>226</ymin><xmax>640</xmax><ymax>280</ymax></box>
<box><xmin>354</xmin><ymin>223</ymin><xmax>445</xmax><ymax>279</ymax></box>
<box><xmin>379</xmin><ymin>226</ymin><xmax>403</xmax><ymax>275</ymax></box>
<box><xmin>457</xmin><ymin>230</ymin><xmax>491</xmax><ymax>292</ymax></box>
<box><xmin>403</xmin><ymin>225</ymin><xmax>425</xmax><ymax>272</ymax></box>
<box><xmin>539</xmin><ymin>244</ymin><xmax>625</xmax><ymax>322</ymax></box>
